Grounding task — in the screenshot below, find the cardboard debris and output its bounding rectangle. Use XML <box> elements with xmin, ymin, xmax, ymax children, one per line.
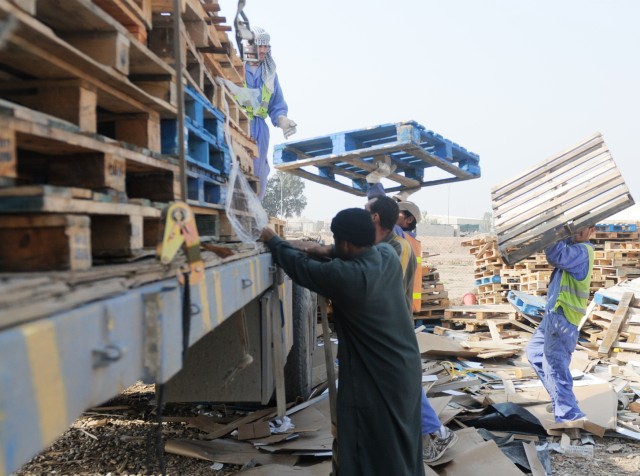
<box><xmin>438</xmin><ymin>439</ymin><xmax>526</xmax><ymax>475</ymax></box>
<box><xmin>164</xmin><ymin>438</ymin><xmax>298</xmax><ymax>467</ymax></box>
<box><xmin>232</xmin><ymin>462</ymin><xmax>333</xmax><ymax>475</ymax></box>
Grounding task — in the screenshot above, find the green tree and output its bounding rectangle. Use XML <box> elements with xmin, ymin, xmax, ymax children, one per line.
<box><xmin>263</xmin><ymin>172</ymin><xmax>307</xmax><ymax>218</ymax></box>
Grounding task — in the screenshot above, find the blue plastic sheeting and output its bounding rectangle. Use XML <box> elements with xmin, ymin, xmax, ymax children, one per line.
<box><xmin>273</xmin><ymin>121</ymin><xmax>480</xmax><ymax>196</ymax></box>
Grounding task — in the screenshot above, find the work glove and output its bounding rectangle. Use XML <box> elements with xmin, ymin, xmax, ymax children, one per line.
<box><xmin>277</xmin><ymin>116</ymin><xmax>297</xmax><ymax>139</ymax></box>
<box><xmin>366</xmin><ymin>157</ymin><xmax>396</xmax><ymax>184</ymax></box>
<box><xmin>394</xmin><ymin>186</ymin><xmax>421</xmax><ymax>201</ymax></box>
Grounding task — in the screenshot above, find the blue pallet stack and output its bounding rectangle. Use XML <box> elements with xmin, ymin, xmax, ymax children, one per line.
<box><xmin>161</xmin><ymin>86</ymin><xmax>231</xmax><ymax>206</ymax></box>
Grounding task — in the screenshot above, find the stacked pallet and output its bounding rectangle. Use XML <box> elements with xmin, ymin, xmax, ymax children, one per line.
<box><xmin>581</xmin><ymin>279</ymin><xmax>640</xmax><ymax>360</ymax></box>
<box><xmin>0</xmin><ymin>0</ymin><xmax>258</xmax><ymax>271</ymax></box>
<box><xmin>462</xmin><ymin>235</ymin><xmax>553</xmax><ymax>305</ymax></box>
<box><xmin>464</xmin><ymin>221</ymin><xmax>640</xmax><ymax>309</ymax></box>
<box><xmin>591</xmin><ymin>223</ymin><xmax>640</xmax><ymax>290</ymax></box>
<box><xmin>414</xmin><ymin>257</ymin><xmax>450</xmax><ymax>320</ymax></box>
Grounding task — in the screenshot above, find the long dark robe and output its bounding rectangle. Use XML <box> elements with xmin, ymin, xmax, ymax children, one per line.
<box><xmin>266</xmin><ymin>237</ymin><xmax>424</xmax><ymax>476</ymax></box>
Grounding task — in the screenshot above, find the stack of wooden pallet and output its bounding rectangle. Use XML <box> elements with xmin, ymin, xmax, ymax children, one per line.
<box><xmin>462</xmin><ymin>235</ymin><xmax>553</xmax><ymax>305</ymax></box>
<box><xmin>414</xmin><ymin>258</ymin><xmax>450</xmax><ymax>320</ymax></box>
<box><xmin>0</xmin><ymin>0</ymin><xmax>258</xmax><ymax>271</ymax></box>
<box><xmin>464</xmin><ymin>221</ymin><xmax>640</xmax><ymax>308</ymax></box>
<box><xmin>581</xmin><ymin>279</ymin><xmax>640</xmax><ymax>361</ymax></box>
<box><xmin>591</xmin><ymin>223</ymin><xmax>640</xmax><ymax>291</ymax></box>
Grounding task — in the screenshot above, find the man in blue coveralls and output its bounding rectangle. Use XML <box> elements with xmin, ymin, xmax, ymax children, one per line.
<box><xmin>243</xmin><ymin>26</ymin><xmax>297</xmax><ymax>199</ymax></box>
<box><xmin>526</xmin><ymin>225</ymin><xmax>596</xmax><ymax>422</ymax></box>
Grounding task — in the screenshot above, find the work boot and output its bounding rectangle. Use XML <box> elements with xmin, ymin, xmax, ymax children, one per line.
<box><xmin>423</xmin><ymin>428</ymin><xmax>458</xmax><ymax>463</ymax></box>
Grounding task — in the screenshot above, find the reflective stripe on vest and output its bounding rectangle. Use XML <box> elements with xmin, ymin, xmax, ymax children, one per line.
<box><xmin>553</xmin><ymin>243</ymin><xmax>594</xmax><ymax>326</ymax></box>
<box><xmin>405</xmin><ymin>234</ymin><xmax>423</xmax><ymax>313</ymax></box>
<box><xmin>237</xmin><ymin>83</ymin><xmax>271</xmax><ymax>120</ymax></box>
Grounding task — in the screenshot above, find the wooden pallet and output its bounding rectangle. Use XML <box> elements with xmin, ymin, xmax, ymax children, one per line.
<box><xmin>93</xmin><ymin>0</ymin><xmax>152</xmax><ymax>43</ymax></box>
<box><xmin>444</xmin><ymin>304</ymin><xmax>518</xmax><ymax>320</ymax></box>
<box><xmin>492</xmin><ymin>133</ymin><xmax>634</xmax><ymax>265</ymax></box>
<box><xmin>273</xmin><ymin>121</ymin><xmax>480</xmax><ymax>196</ymax></box>
<box><xmin>0</xmin><ymin>185</ymin><xmax>162</xmax><ymax>270</ymax></box>
<box><xmin>0</xmin><ymin>99</ymin><xmax>178</xmax><ymax>200</ymax></box>
<box><xmin>0</xmin><ymin>0</ymin><xmax>177</xmax><ymax>132</ymax></box>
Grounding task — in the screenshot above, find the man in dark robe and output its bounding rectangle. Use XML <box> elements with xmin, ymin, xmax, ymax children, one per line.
<box><xmin>259</xmin><ymin>208</ymin><xmax>424</xmax><ymax>476</ymax></box>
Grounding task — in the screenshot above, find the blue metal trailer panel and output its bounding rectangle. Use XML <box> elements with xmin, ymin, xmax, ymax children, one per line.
<box><xmin>0</xmin><ymin>251</ymin><xmax>273</xmax><ymax>476</ymax></box>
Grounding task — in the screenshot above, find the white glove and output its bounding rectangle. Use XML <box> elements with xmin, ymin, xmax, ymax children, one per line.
<box><xmin>395</xmin><ymin>186</ymin><xmax>421</xmax><ymax>201</ymax></box>
<box><xmin>277</xmin><ymin>116</ymin><xmax>297</xmax><ymax>139</ymax></box>
<box><xmin>366</xmin><ymin>157</ymin><xmax>396</xmax><ymax>184</ymax></box>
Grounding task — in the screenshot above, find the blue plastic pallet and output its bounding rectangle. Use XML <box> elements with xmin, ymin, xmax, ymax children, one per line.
<box><xmin>474</xmin><ymin>275</ymin><xmax>502</xmax><ymax>286</ymax></box>
<box><xmin>185</xmin><ymin>162</ymin><xmax>226</xmax><ymax>207</ymax></box>
<box><xmin>507</xmin><ymin>290</ymin><xmax>546</xmax><ymax>318</ymax></box>
<box><xmin>161</xmin><ymin>86</ymin><xmax>229</xmax><ymax>175</ymax></box>
<box><xmin>273</xmin><ymin>121</ymin><xmax>480</xmax><ymax>196</ymax></box>
<box><xmin>595</xmin><ymin>223</ymin><xmax>638</xmax><ymax>232</ymax></box>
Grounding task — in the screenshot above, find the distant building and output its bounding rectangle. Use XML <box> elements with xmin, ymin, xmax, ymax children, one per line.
<box><xmin>283</xmin><ymin>217</ymin><xmax>326</xmax><ymax>236</ymax></box>
<box><xmin>418</xmin><ymin>214</ymin><xmax>491</xmax><ymax>236</ymax></box>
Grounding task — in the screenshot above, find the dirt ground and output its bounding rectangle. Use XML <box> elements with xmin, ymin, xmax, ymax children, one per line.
<box><xmin>12</xmin><ymin>235</ymin><xmax>640</xmax><ymax>475</ymax></box>
<box><xmin>418</xmin><ymin>235</ymin><xmax>477</xmax><ymax>304</ymax></box>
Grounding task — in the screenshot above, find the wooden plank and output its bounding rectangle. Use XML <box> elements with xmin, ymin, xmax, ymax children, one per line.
<box><xmin>0</xmin><ymin>101</ymin><xmax>178</xmax><ymax>200</ymax></box>
<box><xmin>0</xmin><ymin>0</ymin><xmax>175</xmax><ymax>114</ymax></box>
<box><xmin>493</xmin><ymin>147</ymin><xmax>610</xmax><ymax>220</ymax></box>
<box><xmin>0</xmin><ymin>214</ymin><xmax>92</xmax><ymax>270</ymax></box>
<box><xmin>491</xmin><ymin>133</ymin><xmax>603</xmax><ymax>200</ymax></box>
<box><xmin>46</xmin><ymin>153</ymin><xmax>126</xmax><ymax>193</ymax></box>
<box><xmin>598</xmin><ymin>291</ymin><xmax>634</xmax><ymax>356</ymax></box>
<box><xmin>0</xmin><ymin>126</ymin><xmax>16</xmax><ymax>179</ymax></box>
<box><xmin>62</xmin><ymin>31</ymin><xmax>131</xmax><ymax>75</ymax></box>
<box><xmin>0</xmin><ymin>185</ymin><xmax>161</xmax><ymax>217</ymax></box>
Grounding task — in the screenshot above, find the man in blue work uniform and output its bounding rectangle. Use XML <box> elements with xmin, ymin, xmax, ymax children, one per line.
<box><xmin>526</xmin><ymin>225</ymin><xmax>596</xmax><ymax>422</ymax></box>
<box><xmin>243</xmin><ymin>26</ymin><xmax>297</xmax><ymax>199</ymax></box>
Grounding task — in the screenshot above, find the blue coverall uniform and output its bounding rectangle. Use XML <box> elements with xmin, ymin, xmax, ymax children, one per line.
<box><xmin>245</xmin><ymin>64</ymin><xmax>288</xmax><ymax>199</ymax></box>
<box><xmin>526</xmin><ymin>237</ymin><xmax>594</xmax><ymax>422</ymax></box>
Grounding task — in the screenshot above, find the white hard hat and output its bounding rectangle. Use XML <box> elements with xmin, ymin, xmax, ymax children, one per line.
<box><xmin>398</xmin><ymin>201</ymin><xmax>421</xmax><ymax>223</ymax></box>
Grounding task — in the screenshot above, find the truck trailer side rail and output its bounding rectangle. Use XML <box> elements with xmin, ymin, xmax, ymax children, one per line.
<box><xmin>0</xmin><ymin>249</ymin><xmax>273</xmax><ymax>476</ymax></box>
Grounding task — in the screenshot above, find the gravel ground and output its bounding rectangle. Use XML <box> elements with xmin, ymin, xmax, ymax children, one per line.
<box><xmin>14</xmin><ymin>382</ymin><xmax>640</xmax><ymax>476</ymax></box>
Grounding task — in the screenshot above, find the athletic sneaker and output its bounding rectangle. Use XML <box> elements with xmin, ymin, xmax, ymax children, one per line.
<box><xmin>422</xmin><ymin>428</ymin><xmax>459</xmax><ymax>463</ymax></box>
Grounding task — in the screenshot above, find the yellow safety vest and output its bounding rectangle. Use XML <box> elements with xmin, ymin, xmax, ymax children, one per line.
<box><xmin>405</xmin><ymin>234</ymin><xmax>423</xmax><ymax>313</ymax></box>
<box><xmin>553</xmin><ymin>244</ymin><xmax>594</xmax><ymax>326</ymax></box>
<box><xmin>237</xmin><ymin>83</ymin><xmax>271</xmax><ymax>120</ymax></box>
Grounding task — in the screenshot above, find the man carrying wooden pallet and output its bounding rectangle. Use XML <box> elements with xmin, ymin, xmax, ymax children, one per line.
<box><xmin>241</xmin><ymin>26</ymin><xmax>297</xmax><ymax>199</ymax></box>
<box><xmin>526</xmin><ymin>225</ymin><xmax>596</xmax><ymax>422</ymax></box>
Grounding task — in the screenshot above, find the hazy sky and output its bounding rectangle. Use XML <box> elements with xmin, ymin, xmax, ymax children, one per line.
<box><xmin>218</xmin><ymin>0</ymin><xmax>640</xmax><ymax>222</ymax></box>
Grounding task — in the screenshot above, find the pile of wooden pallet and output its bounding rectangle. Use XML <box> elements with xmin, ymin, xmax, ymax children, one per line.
<box><xmin>581</xmin><ymin>278</ymin><xmax>640</xmax><ymax>360</ymax></box>
<box><xmin>462</xmin><ymin>235</ymin><xmax>553</xmax><ymax>305</ymax></box>
<box><xmin>0</xmin><ymin>0</ymin><xmax>258</xmax><ymax>271</ymax></box>
<box><xmin>414</xmin><ymin>256</ymin><xmax>450</xmax><ymax>321</ymax></box>
<box><xmin>462</xmin><ymin>222</ymin><xmax>640</xmax><ymax>306</ymax></box>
